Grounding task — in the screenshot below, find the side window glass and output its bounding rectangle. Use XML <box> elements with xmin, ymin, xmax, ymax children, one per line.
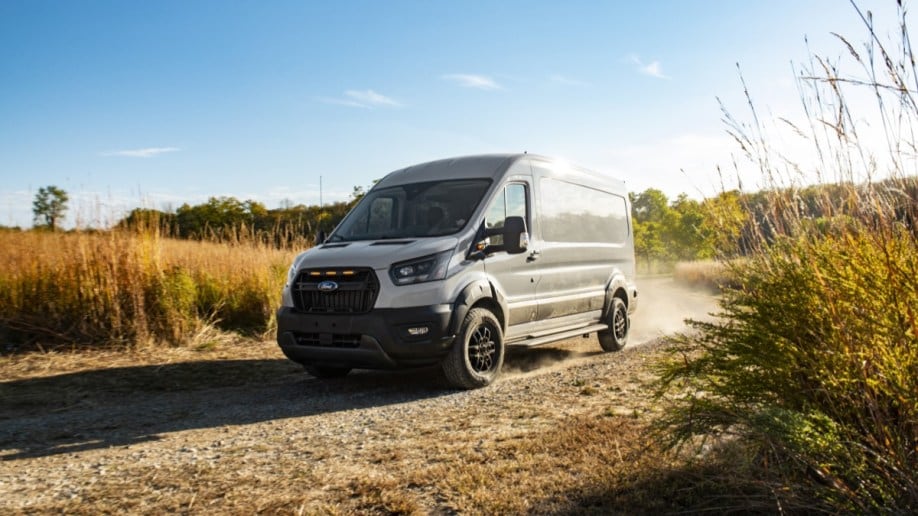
<box><xmin>485</xmin><ymin>189</ymin><xmax>506</xmax><ymax>230</ymax></box>
<box><xmin>484</xmin><ymin>184</ymin><xmax>528</xmax><ymax>245</ymax></box>
<box><xmin>506</xmin><ymin>184</ymin><xmax>526</xmax><ymax>220</ymax></box>
<box><xmin>539</xmin><ymin>177</ymin><xmax>627</xmax><ymax>244</ymax></box>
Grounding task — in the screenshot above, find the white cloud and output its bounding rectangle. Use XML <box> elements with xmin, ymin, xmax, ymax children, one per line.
<box><xmin>628</xmin><ymin>54</ymin><xmax>670</xmax><ymax>80</ymax></box>
<box><xmin>101</xmin><ymin>147</ymin><xmax>180</xmax><ymax>158</ymax></box>
<box><xmin>317</xmin><ymin>97</ymin><xmax>370</xmax><ymax>109</ymax></box>
<box><xmin>549</xmin><ymin>74</ymin><xmax>590</xmax><ymax>86</ymax></box>
<box><xmin>345</xmin><ymin>89</ymin><xmax>400</xmax><ymax>107</ymax></box>
<box><xmin>319</xmin><ymin>89</ymin><xmax>401</xmax><ymax>109</ymax></box>
<box><xmin>640</xmin><ymin>61</ymin><xmax>668</xmax><ymax>79</ymax></box>
<box><xmin>441</xmin><ymin>74</ymin><xmax>502</xmax><ymax>90</ymax></box>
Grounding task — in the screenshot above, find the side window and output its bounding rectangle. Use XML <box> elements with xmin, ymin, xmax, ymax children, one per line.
<box><xmin>484</xmin><ymin>183</ymin><xmax>528</xmax><ymax>245</ymax></box>
<box><xmin>540</xmin><ymin>178</ymin><xmax>628</xmax><ymax>244</ymax></box>
<box><xmin>506</xmin><ymin>184</ymin><xmax>526</xmax><ymax>219</ymax></box>
<box><xmin>485</xmin><ymin>189</ymin><xmax>506</xmax><ymax>231</ymax></box>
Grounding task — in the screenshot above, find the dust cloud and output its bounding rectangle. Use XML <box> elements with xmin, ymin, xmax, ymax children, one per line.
<box><xmin>628</xmin><ymin>276</ymin><xmax>720</xmax><ymax>345</ymax></box>
<box><xmin>501</xmin><ymin>276</ymin><xmax>720</xmax><ymax>376</ymax></box>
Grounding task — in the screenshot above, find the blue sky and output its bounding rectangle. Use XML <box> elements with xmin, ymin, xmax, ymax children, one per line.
<box><xmin>0</xmin><ymin>1</ymin><xmax>905</xmax><ymax>228</ymax></box>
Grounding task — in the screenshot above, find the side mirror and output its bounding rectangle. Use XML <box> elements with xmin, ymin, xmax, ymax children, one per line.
<box><xmin>316</xmin><ymin>230</ymin><xmax>327</xmax><ymax>245</ymax></box>
<box><xmin>502</xmin><ymin>216</ymin><xmax>529</xmax><ymax>254</ymax></box>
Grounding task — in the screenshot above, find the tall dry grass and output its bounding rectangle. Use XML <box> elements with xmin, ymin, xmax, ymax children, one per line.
<box><xmin>671</xmin><ymin>260</ymin><xmax>728</xmax><ymax>290</ymax></box>
<box><xmin>655</xmin><ymin>2</ymin><xmax>918</xmax><ymax>513</ymax></box>
<box><xmin>0</xmin><ymin>228</ymin><xmax>295</xmax><ymax>350</ymax></box>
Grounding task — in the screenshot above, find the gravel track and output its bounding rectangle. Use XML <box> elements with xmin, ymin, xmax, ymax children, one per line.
<box><xmin>0</xmin><ymin>278</ymin><xmax>717</xmax><ymax>513</ymax></box>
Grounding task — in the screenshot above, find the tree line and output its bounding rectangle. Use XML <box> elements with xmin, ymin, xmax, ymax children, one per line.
<box><xmin>631</xmin><ymin>176</ymin><xmax>917</xmax><ymax>267</ymax></box>
<box><xmin>116</xmin><ymin>197</ymin><xmax>353</xmax><ymax>246</ymax></box>
<box><xmin>24</xmin><ymin>177</ymin><xmax>917</xmax><ymax>261</ymax></box>
<box><xmin>629</xmin><ymin>188</ymin><xmax>745</xmax><ymax>267</ymax></box>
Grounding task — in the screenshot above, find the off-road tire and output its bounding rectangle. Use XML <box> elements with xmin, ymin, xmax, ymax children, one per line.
<box><xmin>443</xmin><ymin>308</ymin><xmax>504</xmax><ymax>389</ymax></box>
<box><xmin>598</xmin><ymin>296</ymin><xmax>629</xmax><ymax>352</ymax></box>
<box><xmin>304</xmin><ymin>364</ymin><xmax>352</xmax><ymax>379</ymax></box>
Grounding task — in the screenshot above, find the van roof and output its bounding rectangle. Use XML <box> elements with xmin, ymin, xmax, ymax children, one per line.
<box><xmin>374</xmin><ymin>153</ymin><xmax>626</xmax><ymax>193</ymax></box>
<box><xmin>375</xmin><ymin>154</ymin><xmax>522</xmax><ymax>187</ymax></box>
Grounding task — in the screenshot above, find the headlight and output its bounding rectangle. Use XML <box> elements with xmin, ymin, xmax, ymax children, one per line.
<box><xmin>390</xmin><ymin>250</ymin><xmax>452</xmax><ymax>286</ymax></box>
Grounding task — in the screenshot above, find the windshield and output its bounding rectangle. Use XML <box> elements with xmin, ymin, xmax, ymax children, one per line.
<box><xmin>328</xmin><ymin>179</ymin><xmax>492</xmax><ymax>242</ymax></box>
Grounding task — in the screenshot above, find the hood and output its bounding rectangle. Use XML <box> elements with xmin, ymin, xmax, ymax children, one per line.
<box><xmin>294</xmin><ymin>237</ymin><xmax>460</xmax><ymax>271</ymax></box>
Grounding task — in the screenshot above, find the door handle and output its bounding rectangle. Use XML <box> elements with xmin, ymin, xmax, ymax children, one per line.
<box><xmin>527</xmin><ymin>250</ymin><xmax>541</xmax><ymax>262</ymax></box>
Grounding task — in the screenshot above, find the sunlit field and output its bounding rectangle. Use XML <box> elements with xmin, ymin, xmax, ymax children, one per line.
<box><xmin>0</xmin><ymin>228</ymin><xmax>295</xmax><ymax>350</ymax></box>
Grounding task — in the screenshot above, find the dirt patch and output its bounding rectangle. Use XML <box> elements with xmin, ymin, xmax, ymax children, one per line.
<box><xmin>0</xmin><ymin>277</ymin><xmax>720</xmax><ymax>513</ymax></box>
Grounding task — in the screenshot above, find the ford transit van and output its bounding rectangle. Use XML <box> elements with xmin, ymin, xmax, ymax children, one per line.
<box><xmin>276</xmin><ymin>154</ymin><xmax>638</xmax><ymax>388</ymax></box>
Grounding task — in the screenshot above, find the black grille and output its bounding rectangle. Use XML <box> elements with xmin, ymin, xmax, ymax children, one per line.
<box><xmin>291</xmin><ymin>332</ymin><xmax>361</xmax><ymax>348</ymax></box>
<box><xmin>291</xmin><ymin>268</ymin><xmax>379</xmax><ymax>314</ymax></box>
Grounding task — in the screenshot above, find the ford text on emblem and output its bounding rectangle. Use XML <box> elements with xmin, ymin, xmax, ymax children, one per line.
<box><xmin>317</xmin><ymin>280</ymin><xmax>339</xmax><ymax>292</ymax></box>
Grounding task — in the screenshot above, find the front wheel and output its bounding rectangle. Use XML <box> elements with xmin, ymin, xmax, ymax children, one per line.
<box><xmin>442</xmin><ymin>308</ymin><xmax>504</xmax><ymax>389</ymax></box>
<box><xmin>598</xmin><ymin>296</ymin><xmax>629</xmax><ymax>352</ymax></box>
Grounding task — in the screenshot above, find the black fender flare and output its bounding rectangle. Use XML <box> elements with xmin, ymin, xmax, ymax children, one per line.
<box><xmin>448</xmin><ymin>279</ymin><xmax>509</xmax><ymax>336</ymax></box>
<box><xmin>603</xmin><ymin>271</ymin><xmax>630</xmax><ymax>317</ymax></box>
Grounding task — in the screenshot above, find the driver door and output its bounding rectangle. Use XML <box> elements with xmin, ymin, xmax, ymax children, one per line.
<box><xmin>482</xmin><ymin>181</ymin><xmax>540</xmax><ymax>327</ymax></box>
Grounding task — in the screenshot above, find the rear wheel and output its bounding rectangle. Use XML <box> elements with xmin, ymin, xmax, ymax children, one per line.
<box><xmin>304</xmin><ymin>364</ymin><xmax>352</xmax><ymax>379</ymax></box>
<box><xmin>443</xmin><ymin>308</ymin><xmax>504</xmax><ymax>389</ymax></box>
<box><xmin>598</xmin><ymin>296</ymin><xmax>629</xmax><ymax>352</ymax></box>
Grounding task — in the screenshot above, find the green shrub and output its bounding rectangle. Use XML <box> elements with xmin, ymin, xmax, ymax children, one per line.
<box><xmin>657</xmin><ymin>214</ymin><xmax>917</xmax><ymax>512</ymax></box>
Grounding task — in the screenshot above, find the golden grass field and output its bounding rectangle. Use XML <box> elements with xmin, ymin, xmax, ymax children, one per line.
<box><xmin>0</xmin><ymin>229</ymin><xmax>296</xmax><ymax>350</ymax></box>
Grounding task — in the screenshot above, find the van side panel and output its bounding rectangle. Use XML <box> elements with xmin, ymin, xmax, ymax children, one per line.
<box><xmin>529</xmin><ymin>161</ymin><xmax>634</xmax><ymax>324</ymax></box>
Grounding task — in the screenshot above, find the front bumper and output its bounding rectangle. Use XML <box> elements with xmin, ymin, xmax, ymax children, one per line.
<box><xmin>276</xmin><ymin>304</ymin><xmax>455</xmax><ymax>370</ymax></box>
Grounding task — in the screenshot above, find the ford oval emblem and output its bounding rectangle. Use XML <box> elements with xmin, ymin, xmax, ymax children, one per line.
<box><xmin>317</xmin><ymin>280</ymin><xmax>339</xmax><ymax>292</ymax></box>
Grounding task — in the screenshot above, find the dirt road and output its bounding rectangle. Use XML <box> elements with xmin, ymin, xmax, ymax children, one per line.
<box><xmin>0</xmin><ymin>277</ymin><xmax>718</xmax><ymax>513</ymax></box>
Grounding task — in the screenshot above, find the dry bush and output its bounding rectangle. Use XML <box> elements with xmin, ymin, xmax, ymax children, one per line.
<box><xmin>656</xmin><ymin>3</ymin><xmax>918</xmax><ymax>512</ymax></box>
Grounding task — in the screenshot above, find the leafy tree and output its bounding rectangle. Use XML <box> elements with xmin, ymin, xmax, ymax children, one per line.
<box><xmin>665</xmin><ymin>194</ymin><xmax>707</xmax><ymax>261</ymax></box>
<box><xmin>32</xmin><ymin>185</ymin><xmax>69</xmax><ymax>231</ymax></box>
<box><xmin>629</xmin><ymin>188</ymin><xmax>751</xmax><ymax>266</ymax></box>
<box><xmin>174</xmin><ymin>197</ymin><xmax>262</xmax><ymax>239</ymax></box>
<box><xmin>631</xmin><ymin>188</ymin><xmax>670</xmax><ymax>225</ymax></box>
<box><xmin>630</xmin><ymin>189</ymin><xmax>673</xmax><ymax>267</ymax></box>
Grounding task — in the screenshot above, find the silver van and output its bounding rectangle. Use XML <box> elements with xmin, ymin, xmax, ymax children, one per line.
<box><xmin>276</xmin><ymin>154</ymin><xmax>638</xmax><ymax>388</ymax></box>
